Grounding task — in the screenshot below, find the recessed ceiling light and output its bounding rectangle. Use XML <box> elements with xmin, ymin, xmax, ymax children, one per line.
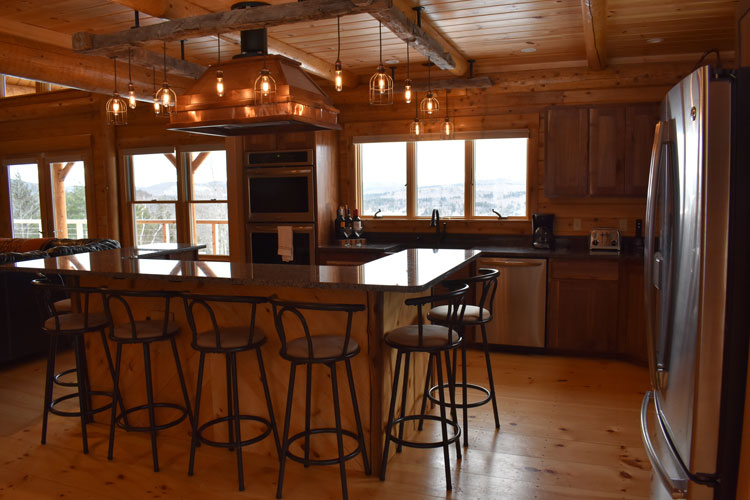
<box><xmin>520</xmin><ymin>47</ymin><xmax>537</xmax><ymax>53</ymax></box>
<box><xmin>384</xmin><ymin>58</ymin><xmax>400</xmax><ymax>65</ymax></box>
<box><xmin>647</xmin><ymin>37</ymin><xmax>664</xmax><ymax>44</ymax></box>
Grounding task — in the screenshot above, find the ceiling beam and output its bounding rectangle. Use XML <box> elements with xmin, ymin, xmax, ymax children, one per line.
<box><xmin>113</xmin><ymin>47</ymin><xmax>205</xmax><ymax>79</ymax></box>
<box><xmin>398</xmin><ymin>76</ymin><xmax>492</xmax><ymax>93</ymax></box>
<box><xmin>369</xmin><ymin>0</ymin><xmax>466</xmax><ymax>75</ymax></box>
<box><xmin>580</xmin><ymin>0</ymin><xmax>607</xmax><ymax>70</ymax></box>
<box><xmin>108</xmin><ymin>0</ymin><xmax>358</xmax><ymax>87</ymax></box>
<box><xmin>74</xmin><ymin>0</ymin><xmax>391</xmax><ymax>54</ymax></box>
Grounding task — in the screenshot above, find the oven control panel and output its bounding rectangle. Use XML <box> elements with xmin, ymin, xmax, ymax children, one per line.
<box><xmin>589</xmin><ymin>228</ymin><xmax>621</xmax><ymax>252</ymax></box>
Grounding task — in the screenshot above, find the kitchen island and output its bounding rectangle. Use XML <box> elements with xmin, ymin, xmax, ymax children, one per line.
<box><xmin>7</xmin><ymin>247</ymin><xmax>479</xmax><ymax>473</ymax></box>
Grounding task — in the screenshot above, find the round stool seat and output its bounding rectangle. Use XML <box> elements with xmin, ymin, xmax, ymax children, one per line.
<box><xmin>43</xmin><ymin>312</ymin><xmax>108</xmax><ymax>332</ymax></box>
<box><xmin>428</xmin><ymin>304</ymin><xmax>491</xmax><ymax>325</ymax></box>
<box><xmin>384</xmin><ymin>324</ymin><xmax>460</xmax><ymax>350</ymax></box>
<box><xmin>111</xmin><ymin>319</ymin><xmax>179</xmax><ymax>341</ymax></box>
<box><xmin>53</xmin><ymin>298</ymin><xmax>72</xmax><ymax>313</ymax></box>
<box><xmin>284</xmin><ymin>335</ymin><xmax>360</xmax><ymax>361</ymax></box>
<box><xmin>194</xmin><ymin>327</ymin><xmax>267</xmax><ymax>351</ymax></box>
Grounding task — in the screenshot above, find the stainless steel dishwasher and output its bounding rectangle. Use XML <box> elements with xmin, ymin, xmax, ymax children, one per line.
<box><xmin>475</xmin><ymin>257</ymin><xmax>547</xmax><ymax>348</ymax></box>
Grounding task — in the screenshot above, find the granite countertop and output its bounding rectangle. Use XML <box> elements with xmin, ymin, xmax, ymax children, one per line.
<box><xmin>128</xmin><ymin>243</ymin><xmax>206</xmax><ymax>259</ymax></box>
<box><xmin>5</xmin><ymin>247</ymin><xmax>480</xmax><ymax>293</ymax></box>
<box><xmin>318</xmin><ymin>242</ymin><xmax>403</xmax><ymax>253</ymax></box>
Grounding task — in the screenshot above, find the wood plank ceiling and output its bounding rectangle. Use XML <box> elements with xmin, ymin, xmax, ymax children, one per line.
<box><xmin>0</xmin><ymin>0</ymin><xmax>738</xmax><ymax>94</ymax></box>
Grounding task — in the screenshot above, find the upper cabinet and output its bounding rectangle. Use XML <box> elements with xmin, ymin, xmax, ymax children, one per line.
<box><xmin>545</xmin><ymin>103</ymin><xmax>659</xmax><ymax>198</ymax></box>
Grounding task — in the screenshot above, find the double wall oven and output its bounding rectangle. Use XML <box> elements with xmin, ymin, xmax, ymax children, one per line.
<box><xmin>246</xmin><ymin>149</ymin><xmax>316</xmax><ymax>264</ymax></box>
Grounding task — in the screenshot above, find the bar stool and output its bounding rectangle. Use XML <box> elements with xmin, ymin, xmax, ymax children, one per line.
<box><xmin>422</xmin><ymin>268</ymin><xmax>500</xmax><ymax>447</ymax></box>
<box><xmin>32</xmin><ymin>275</ymin><xmax>119</xmax><ymax>454</ymax></box>
<box><xmin>380</xmin><ymin>283</ymin><xmax>469</xmax><ymax>491</ymax></box>
<box><xmin>104</xmin><ymin>289</ymin><xmax>193</xmax><ymax>472</ymax></box>
<box><xmin>182</xmin><ymin>294</ymin><xmax>280</xmax><ymax>491</ymax></box>
<box><xmin>270</xmin><ymin>299</ymin><xmax>370</xmax><ymax>500</ymax></box>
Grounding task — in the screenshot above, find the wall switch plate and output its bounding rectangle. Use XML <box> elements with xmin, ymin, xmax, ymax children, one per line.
<box><xmin>573</xmin><ymin>218</ymin><xmax>582</xmax><ymax>231</ymax></box>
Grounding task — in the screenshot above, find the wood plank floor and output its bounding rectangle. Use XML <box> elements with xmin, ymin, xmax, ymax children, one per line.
<box><xmin>0</xmin><ymin>349</ymin><xmax>652</xmax><ymax>499</ymax></box>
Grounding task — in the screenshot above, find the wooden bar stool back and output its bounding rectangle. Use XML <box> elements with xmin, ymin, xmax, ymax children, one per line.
<box><xmin>103</xmin><ymin>289</ymin><xmax>193</xmax><ymax>472</ymax></box>
<box><xmin>380</xmin><ymin>282</ymin><xmax>469</xmax><ymax>491</ymax></box>
<box><xmin>32</xmin><ymin>274</ymin><xmax>118</xmax><ymax>454</ymax></box>
<box><xmin>182</xmin><ymin>293</ymin><xmax>280</xmax><ymax>491</ymax></box>
<box><xmin>270</xmin><ymin>299</ymin><xmax>370</xmax><ymax>500</ymax></box>
<box><xmin>423</xmin><ymin>268</ymin><xmax>500</xmax><ymax>446</ymax></box>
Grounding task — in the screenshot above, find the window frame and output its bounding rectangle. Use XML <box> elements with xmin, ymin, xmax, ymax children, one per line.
<box><xmin>355</xmin><ymin>129</ymin><xmax>534</xmax><ymax>221</ymax></box>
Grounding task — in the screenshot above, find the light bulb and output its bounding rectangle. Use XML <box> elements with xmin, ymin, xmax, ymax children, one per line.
<box><xmin>378</xmin><ymin>74</ymin><xmax>385</xmax><ymax>92</ymax></box>
<box><xmin>404</xmin><ymin>84</ymin><xmax>412</xmax><ymax>104</ymax></box>
<box><xmin>162</xmin><ymin>91</ymin><xmax>170</xmax><ymax>106</ymax></box>
<box><xmin>216</xmin><ymin>70</ymin><xmax>224</xmax><ymax>97</ymax></box>
<box><xmin>427</xmin><ymin>100</ymin><xmax>433</xmax><ymax>113</ymax></box>
<box><xmin>153</xmin><ymin>99</ymin><xmax>160</xmax><ymax>114</ymax></box>
<box><xmin>334</xmin><ymin>61</ymin><xmax>343</xmax><ymax>92</ymax></box>
<box><xmin>112</xmin><ymin>100</ymin><xmax>120</xmax><ymax>113</ymax></box>
<box><xmin>415</xmin><ymin>123</ymin><xmax>420</xmax><ymax>135</ymax></box>
<box><xmin>128</xmin><ymin>84</ymin><xmax>136</xmax><ymax>109</ymax></box>
<box><xmin>261</xmin><ymin>76</ymin><xmax>270</xmax><ymax>95</ymax></box>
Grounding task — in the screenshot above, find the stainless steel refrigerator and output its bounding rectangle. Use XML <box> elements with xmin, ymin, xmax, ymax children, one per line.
<box><xmin>641</xmin><ymin>65</ymin><xmax>749</xmax><ymax>500</ymax></box>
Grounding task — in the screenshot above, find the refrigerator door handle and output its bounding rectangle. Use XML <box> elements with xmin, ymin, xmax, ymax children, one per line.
<box><xmin>640</xmin><ymin>391</ymin><xmax>689</xmax><ymax>499</ymax></box>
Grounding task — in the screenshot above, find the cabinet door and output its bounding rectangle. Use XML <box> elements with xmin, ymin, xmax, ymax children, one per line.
<box><xmin>589</xmin><ymin>107</ymin><xmax>626</xmax><ymax>196</ymax></box>
<box><xmin>548</xmin><ymin>278</ymin><xmax>618</xmax><ymax>353</ymax></box>
<box><xmin>617</xmin><ymin>260</ymin><xmax>647</xmax><ymax>363</ymax></box>
<box><xmin>545</xmin><ymin>108</ymin><xmax>589</xmax><ymax>197</ymax></box>
<box><xmin>624</xmin><ymin>103</ymin><xmax>660</xmax><ymax>196</ymax></box>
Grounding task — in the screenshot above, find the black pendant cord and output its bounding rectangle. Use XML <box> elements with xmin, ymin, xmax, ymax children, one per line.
<box><xmin>378</xmin><ymin>23</ymin><xmax>383</xmax><ymax>65</ymax></box>
<box><xmin>217</xmin><ymin>34</ymin><xmax>221</xmax><ymax>66</ymax></box>
<box><xmin>406</xmin><ymin>42</ymin><xmax>410</xmax><ymax>79</ymax></box>
<box><xmin>162</xmin><ymin>41</ymin><xmax>167</xmax><ymax>81</ymax></box>
<box><xmin>427</xmin><ymin>58</ymin><xmax>431</xmax><ymax>93</ymax></box>
<box><xmin>414</xmin><ymin>92</ymin><xmax>418</xmax><ymax>119</ymax></box>
<box><xmin>127</xmin><ymin>49</ymin><xmax>132</xmax><ymax>85</ymax></box>
<box><xmin>113</xmin><ymin>57</ymin><xmax>118</xmax><ymax>93</ymax></box>
<box><xmin>152</xmin><ymin>67</ymin><xmax>157</xmax><ymax>93</ymax></box>
<box><xmin>336</xmin><ymin>16</ymin><xmax>341</xmax><ymax>62</ymax></box>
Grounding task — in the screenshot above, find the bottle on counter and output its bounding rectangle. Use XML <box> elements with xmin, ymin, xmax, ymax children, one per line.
<box><xmin>352</xmin><ymin>209</ymin><xmax>362</xmax><ymax>239</ymax></box>
<box><xmin>335</xmin><ymin>206</ymin><xmax>347</xmax><ymax>240</ymax></box>
<box><xmin>344</xmin><ymin>206</ymin><xmax>353</xmax><ymax>239</ymax></box>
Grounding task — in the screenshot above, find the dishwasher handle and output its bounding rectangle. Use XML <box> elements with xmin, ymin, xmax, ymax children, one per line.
<box><xmin>485</xmin><ymin>259</ymin><xmax>545</xmax><ymax>268</ymax></box>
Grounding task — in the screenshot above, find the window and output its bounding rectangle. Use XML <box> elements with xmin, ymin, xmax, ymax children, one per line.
<box><xmin>7</xmin><ymin>162</ymin><xmax>42</xmax><ymax>238</ymax></box>
<box><xmin>49</xmin><ymin>158</ymin><xmax>88</xmax><ymax>239</ymax></box>
<box><xmin>124</xmin><ymin>146</ymin><xmax>228</xmax><ymax>258</ymax></box>
<box><xmin>356</xmin><ymin>132</ymin><xmax>529</xmax><ymax>219</ymax></box>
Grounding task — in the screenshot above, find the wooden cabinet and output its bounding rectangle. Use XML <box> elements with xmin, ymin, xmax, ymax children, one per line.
<box><xmin>547</xmin><ymin>259</ymin><xmax>619</xmax><ymax>353</ymax></box>
<box><xmin>545</xmin><ymin>103</ymin><xmax>659</xmax><ymax>198</ymax></box>
<box><xmin>318</xmin><ymin>248</ymin><xmax>385</xmax><ymax>265</ymax></box>
<box><xmin>545</xmin><ymin>108</ymin><xmax>589</xmax><ymax>197</ymax></box>
<box><xmin>617</xmin><ymin>259</ymin><xmax>647</xmax><ymax>364</ymax></box>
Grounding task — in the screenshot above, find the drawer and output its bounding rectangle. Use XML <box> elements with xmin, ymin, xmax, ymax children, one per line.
<box><xmin>549</xmin><ymin>259</ymin><xmax>619</xmax><ymax>280</ymax></box>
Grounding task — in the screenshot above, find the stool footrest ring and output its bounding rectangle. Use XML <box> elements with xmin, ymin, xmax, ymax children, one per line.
<box><xmin>115</xmin><ymin>402</ymin><xmax>188</xmax><ymax>432</ymax></box>
<box><xmin>285</xmin><ymin>428</ymin><xmax>363</xmax><ymax>466</ymax></box>
<box><xmin>49</xmin><ymin>390</ymin><xmax>113</xmax><ymax>418</ymax></box>
<box><xmin>196</xmin><ymin>415</ymin><xmax>272</xmax><ymax>449</ymax></box>
<box><xmin>53</xmin><ymin>367</ymin><xmax>78</xmax><ymax>388</ymax></box>
<box><xmin>388</xmin><ymin>414</ymin><xmax>461</xmax><ymax>449</ymax></box>
<box><xmin>427</xmin><ymin>382</ymin><xmax>491</xmax><ymax>409</ymax></box>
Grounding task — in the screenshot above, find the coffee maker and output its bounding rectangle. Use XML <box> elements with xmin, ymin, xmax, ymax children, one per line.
<box><xmin>532</xmin><ymin>213</ymin><xmax>555</xmax><ymax>249</ymax></box>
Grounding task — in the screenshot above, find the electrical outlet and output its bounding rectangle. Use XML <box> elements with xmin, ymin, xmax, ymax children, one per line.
<box><xmin>573</xmin><ymin>218</ymin><xmax>582</xmax><ymax>231</ymax></box>
<box><xmin>619</xmin><ymin>218</ymin><xmax>628</xmax><ymax>232</ymax></box>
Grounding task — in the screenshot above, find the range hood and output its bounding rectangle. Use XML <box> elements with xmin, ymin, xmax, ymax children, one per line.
<box><xmin>168</xmin><ymin>3</ymin><xmax>340</xmax><ymax>136</ymax></box>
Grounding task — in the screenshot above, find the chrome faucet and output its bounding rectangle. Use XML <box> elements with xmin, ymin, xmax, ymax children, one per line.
<box><xmin>430</xmin><ymin>209</ymin><xmax>440</xmax><ymax>232</ymax></box>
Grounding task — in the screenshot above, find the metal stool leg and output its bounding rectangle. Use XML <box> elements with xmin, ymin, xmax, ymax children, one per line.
<box><xmin>108</xmin><ymin>343</ymin><xmax>123</xmax><ymax>460</ymax></box>
<box><xmin>303</xmin><ymin>362</ymin><xmax>312</xmax><ymax>467</ymax></box>
<box><xmin>229</xmin><ymin>352</ymin><xmax>245</xmax><ymax>491</ymax></box>
<box><xmin>461</xmin><ymin>343</ymin><xmax>469</xmax><ymax>446</ymax></box>
<box><xmin>344</xmin><ymin>358</ymin><xmax>370</xmax><ymax>475</ymax></box>
<box><xmin>379</xmin><ymin>350</ymin><xmax>403</xmax><ymax>481</ymax></box>
<box><xmin>480</xmin><ymin>323</ymin><xmax>500</xmax><ymax>428</ymax></box>
<box><xmin>99</xmin><ymin>330</ymin><xmax>128</xmax><ymax>428</ymax></box>
<box><xmin>443</xmin><ymin>350</ymin><xmax>461</xmax><ymax>461</ymax></box>
<box><xmin>435</xmin><ymin>352</ymin><xmax>452</xmax><ymax>490</ymax></box>
<box><xmin>72</xmin><ymin>335</ymin><xmax>89</xmax><ymax>454</ymax></box>
<box><xmin>41</xmin><ymin>334</ymin><xmax>58</xmax><ymax>445</ymax></box>
<box><xmin>225</xmin><ymin>353</ymin><xmax>234</xmax><ymax>451</ymax></box>
<box><xmin>142</xmin><ymin>343</ymin><xmax>159</xmax><ymax>472</ymax></box>
<box><xmin>396</xmin><ymin>352</ymin><xmax>411</xmax><ymax>453</ymax></box>
<box><xmin>188</xmin><ymin>352</ymin><xmax>206</xmax><ymax>476</ymax></box>
<box><xmin>276</xmin><ymin>363</ymin><xmax>297</xmax><ymax>499</ymax></box>
<box><xmin>330</xmin><ymin>362</ymin><xmax>349</xmax><ymax>500</ymax></box>
<box><xmin>417</xmin><ymin>354</ymin><xmax>433</xmax><ymax>431</ymax></box>
<box><xmin>256</xmin><ymin>348</ymin><xmax>281</xmax><ymax>457</ymax></box>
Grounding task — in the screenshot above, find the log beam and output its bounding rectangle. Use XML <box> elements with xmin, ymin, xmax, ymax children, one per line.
<box><xmin>397</xmin><ymin>76</ymin><xmax>492</xmax><ymax>93</ymax></box>
<box><xmin>580</xmin><ymin>0</ymin><xmax>608</xmax><ymax>70</ymax></box>
<box><xmin>109</xmin><ymin>0</ymin><xmax>359</xmax><ymax>86</ymax></box>
<box><xmin>370</xmin><ymin>0</ymin><xmax>467</xmax><ymax>75</ymax></box>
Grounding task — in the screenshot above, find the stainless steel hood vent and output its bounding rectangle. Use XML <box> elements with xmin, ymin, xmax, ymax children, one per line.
<box><xmin>168</xmin><ymin>2</ymin><xmax>340</xmax><ymax>136</ymax></box>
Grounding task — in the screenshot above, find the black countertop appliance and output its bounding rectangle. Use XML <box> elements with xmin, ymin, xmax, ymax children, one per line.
<box><xmin>531</xmin><ymin>213</ymin><xmax>555</xmax><ymax>249</ymax></box>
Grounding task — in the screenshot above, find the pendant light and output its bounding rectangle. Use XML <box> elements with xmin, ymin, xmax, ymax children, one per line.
<box><xmin>442</xmin><ymin>91</ymin><xmax>454</xmax><ymax>139</ymax></box>
<box><xmin>254</xmin><ymin>53</ymin><xmax>276</xmax><ymax>104</ymax></box>
<box><xmin>404</xmin><ymin>41</ymin><xmax>412</xmax><ymax>104</ymax></box>
<box><xmin>152</xmin><ymin>67</ymin><xmax>162</xmax><ymax>115</ymax></box>
<box><xmin>216</xmin><ymin>35</ymin><xmax>224</xmax><ymax>97</ymax></box>
<box><xmin>409</xmin><ymin>92</ymin><xmax>422</xmax><ymax>139</ymax></box>
<box><xmin>420</xmin><ymin>58</ymin><xmax>439</xmax><ymax>117</ymax></box>
<box><xmin>127</xmin><ymin>48</ymin><xmax>136</xmax><ymax>109</ymax></box>
<box><xmin>369</xmin><ymin>22</ymin><xmax>393</xmax><ymax>105</ymax></box>
<box><xmin>105</xmin><ymin>56</ymin><xmax>127</xmax><ymax>126</ymax></box>
<box><xmin>334</xmin><ymin>16</ymin><xmax>343</xmax><ymax>92</ymax></box>
<box><xmin>155</xmin><ymin>41</ymin><xmax>176</xmax><ymax>114</ymax></box>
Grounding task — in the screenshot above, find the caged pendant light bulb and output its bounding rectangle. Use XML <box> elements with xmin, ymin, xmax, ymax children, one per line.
<box><xmin>404</xmin><ymin>41</ymin><xmax>412</xmax><ymax>104</ymax></box>
<box><xmin>106</xmin><ymin>56</ymin><xmax>127</xmax><ymax>125</ymax></box>
<box><xmin>154</xmin><ymin>42</ymin><xmax>176</xmax><ymax>114</ymax></box>
<box><xmin>334</xmin><ymin>16</ymin><xmax>343</xmax><ymax>92</ymax></box>
<box><xmin>215</xmin><ymin>35</ymin><xmax>224</xmax><ymax>97</ymax></box>
<box><xmin>369</xmin><ymin>22</ymin><xmax>393</xmax><ymax>105</ymax></box>
<box><xmin>442</xmin><ymin>91</ymin><xmax>454</xmax><ymax>139</ymax></box>
<box><xmin>254</xmin><ymin>53</ymin><xmax>276</xmax><ymax>104</ymax></box>
<box><xmin>152</xmin><ymin>67</ymin><xmax>162</xmax><ymax>115</ymax></box>
<box><xmin>420</xmin><ymin>58</ymin><xmax>439</xmax><ymax>117</ymax></box>
<box><xmin>409</xmin><ymin>92</ymin><xmax>422</xmax><ymax>138</ymax></box>
<box><xmin>127</xmin><ymin>48</ymin><xmax>136</xmax><ymax>109</ymax></box>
